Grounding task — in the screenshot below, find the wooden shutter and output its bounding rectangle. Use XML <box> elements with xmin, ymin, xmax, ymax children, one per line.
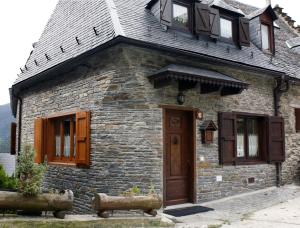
<box><xmin>209</xmin><ymin>8</ymin><xmax>220</xmax><ymax>38</ymax></box>
<box><xmin>295</xmin><ymin>109</ymin><xmax>300</xmax><ymax>132</ymax></box>
<box><xmin>219</xmin><ymin>112</ymin><xmax>236</xmax><ymax>165</ymax></box>
<box><xmin>195</xmin><ymin>3</ymin><xmax>210</xmax><ymax>35</ymax></box>
<box><xmin>160</xmin><ymin>0</ymin><xmax>172</xmax><ymax>26</ymax></box>
<box><xmin>75</xmin><ymin>111</ymin><xmax>91</xmax><ymax>167</ymax></box>
<box><xmin>267</xmin><ymin>116</ymin><xmax>285</xmax><ymax>163</ymax></box>
<box><xmin>10</xmin><ymin>122</ymin><xmax>17</xmax><ymax>155</ymax></box>
<box><xmin>239</xmin><ymin>17</ymin><xmax>250</xmax><ymax>47</ymax></box>
<box><xmin>34</xmin><ymin>118</ymin><xmax>45</xmax><ymax>164</ymax></box>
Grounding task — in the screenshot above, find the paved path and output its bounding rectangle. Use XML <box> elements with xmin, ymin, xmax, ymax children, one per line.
<box><xmin>222</xmin><ymin>196</ymin><xmax>300</xmax><ymax>228</ymax></box>
<box><xmin>162</xmin><ymin>185</ymin><xmax>300</xmax><ymax>228</ymax></box>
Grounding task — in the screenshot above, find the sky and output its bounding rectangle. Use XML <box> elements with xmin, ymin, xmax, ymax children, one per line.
<box><xmin>0</xmin><ymin>0</ymin><xmax>299</xmax><ymax>106</ymax></box>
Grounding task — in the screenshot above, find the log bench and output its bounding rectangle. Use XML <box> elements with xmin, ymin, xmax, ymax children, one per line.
<box><xmin>92</xmin><ymin>193</ymin><xmax>162</xmax><ymax>218</ymax></box>
<box><xmin>0</xmin><ymin>190</ymin><xmax>73</xmax><ymax>219</ymax></box>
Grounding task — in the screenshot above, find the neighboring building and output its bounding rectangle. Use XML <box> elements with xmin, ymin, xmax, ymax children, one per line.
<box><xmin>9</xmin><ymin>0</ymin><xmax>300</xmax><ymax>213</ymax></box>
<box><xmin>0</xmin><ymin>104</ymin><xmax>16</xmax><ymax>176</ymax></box>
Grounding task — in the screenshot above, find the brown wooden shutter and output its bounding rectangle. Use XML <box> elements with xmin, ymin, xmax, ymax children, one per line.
<box><xmin>209</xmin><ymin>8</ymin><xmax>220</xmax><ymax>38</ymax></box>
<box><xmin>34</xmin><ymin>118</ymin><xmax>45</xmax><ymax>164</ymax></box>
<box><xmin>218</xmin><ymin>112</ymin><xmax>236</xmax><ymax>165</ymax></box>
<box><xmin>239</xmin><ymin>17</ymin><xmax>250</xmax><ymax>47</ymax></box>
<box><xmin>195</xmin><ymin>3</ymin><xmax>210</xmax><ymax>35</ymax></box>
<box><xmin>267</xmin><ymin>116</ymin><xmax>285</xmax><ymax>163</ymax></box>
<box><xmin>10</xmin><ymin>122</ymin><xmax>17</xmax><ymax>155</ymax></box>
<box><xmin>75</xmin><ymin>111</ymin><xmax>91</xmax><ymax>167</ymax></box>
<box><xmin>160</xmin><ymin>0</ymin><xmax>172</xmax><ymax>26</ymax></box>
<box><xmin>45</xmin><ymin>118</ymin><xmax>54</xmax><ymax>162</ymax></box>
<box><xmin>295</xmin><ymin>109</ymin><xmax>300</xmax><ymax>132</ymax></box>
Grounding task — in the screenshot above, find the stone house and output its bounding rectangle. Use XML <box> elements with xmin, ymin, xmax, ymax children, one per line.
<box><xmin>9</xmin><ymin>0</ymin><xmax>300</xmax><ymax>213</ymax></box>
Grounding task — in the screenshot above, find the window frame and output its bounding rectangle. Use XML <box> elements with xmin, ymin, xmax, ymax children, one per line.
<box><xmin>50</xmin><ymin>114</ymin><xmax>76</xmax><ymax>164</ymax></box>
<box><xmin>236</xmin><ymin>115</ymin><xmax>263</xmax><ymax>164</ymax></box>
<box><xmin>220</xmin><ymin>17</ymin><xmax>233</xmax><ymax>41</ymax></box>
<box><xmin>218</xmin><ymin>13</ymin><xmax>237</xmax><ymax>44</ymax></box>
<box><xmin>261</xmin><ymin>23</ymin><xmax>272</xmax><ymax>52</ymax></box>
<box><xmin>260</xmin><ymin>11</ymin><xmax>275</xmax><ymax>54</ymax></box>
<box><xmin>171</xmin><ymin>0</ymin><xmax>193</xmax><ymax>32</ymax></box>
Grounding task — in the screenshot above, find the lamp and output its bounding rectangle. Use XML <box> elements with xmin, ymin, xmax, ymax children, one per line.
<box><xmin>177</xmin><ymin>92</ymin><xmax>185</xmax><ymax>105</ymax></box>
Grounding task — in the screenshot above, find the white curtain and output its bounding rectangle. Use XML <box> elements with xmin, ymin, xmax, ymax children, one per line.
<box><xmin>261</xmin><ymin>24</ymin><xmax>270</xmax><ymax>50</ymax></box>
<box><xmin>55</xmin><ymin>135</ymin><xmax>60</xmax><ymax>157</ymax></box>
<box><xmin>64</xmin><ymin>134</ymin><xmax>70</xmax><ymax>158</ymax></box>
<box><xmin>248</xmin><ymin>119</ymin><xmax>259</xmax><ymax>157</ymax></box>
<box><xmin>237</xmin><ymin>134</ymin><xmax>245</xmax><ymax>157</ymax></box>
<box><xmin>248</xmin><ymin>134</ymin><xmax>259</xmax><ymax>157</ymax></box>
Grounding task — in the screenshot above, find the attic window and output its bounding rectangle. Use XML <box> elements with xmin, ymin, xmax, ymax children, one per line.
<box><xmin>172</xmin><ymin>2</ymin><xmax>191</xmax><ymax>30</ymax></box>
<box><xmin>261</xmin><ymin>24</ymin><xmax>270</xmax><ymax>51</ymax></box>
<box><xmin>220</xmin><ymin>18</ymin><xmax>233</xmax><ymax>40</ymax></box>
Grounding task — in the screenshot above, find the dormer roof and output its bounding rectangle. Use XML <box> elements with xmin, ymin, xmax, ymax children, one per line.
<box><xmin>247</xmin><ymin>5</ymin><xmax>278</xmax><ymax>21</ymax></box>
<box><xmin>203</xmin><ymin>0</ymin><xmax>245</xmax><ymax>16</ymax></box>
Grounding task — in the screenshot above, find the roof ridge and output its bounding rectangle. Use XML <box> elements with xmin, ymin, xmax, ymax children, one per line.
<box><xmin>273</xmin><ymin>5</ymin><xmax>300</xmax><ymax>36</ymax></box>
<box><xmin>105</xmin><ymin>0</ymin><xmax>125</xmax><ymax>37</ymax></box>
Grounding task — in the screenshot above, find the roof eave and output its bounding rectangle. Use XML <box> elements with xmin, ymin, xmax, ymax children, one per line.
<box><xmin>11</xmin><ymin>35</ymin><xmax>287</xmax><ymax>115</ymax></box>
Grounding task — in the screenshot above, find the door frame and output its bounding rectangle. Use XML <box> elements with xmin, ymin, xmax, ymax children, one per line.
<box><xmin>162</xmin><ymin>105</ymin><xmax>197</xmax><ymax>207</ymax></box>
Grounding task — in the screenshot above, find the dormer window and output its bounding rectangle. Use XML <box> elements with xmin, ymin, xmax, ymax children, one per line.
<box><xmin>220</xmin><ymin>18</ymin><xmax>233</xmax><ymax>40</ymax></box>
<box><xmin>261</xmin><ymin>24</ymin><xmax>270</xmax><ymax>51</ymax></box>
<box><xmin>172</xmin><ymin>2</ymin><xmax>191</xmax><ymax>31</ymax></box>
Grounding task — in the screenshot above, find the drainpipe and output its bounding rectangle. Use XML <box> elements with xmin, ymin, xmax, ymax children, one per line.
<box><xmin>273</xmin><ymin>75</ymin><xmax>290</xmax><ymax>187</ymax></box>
<box><xmin>13</xmin><ymin>93</ymin><xmax>23</xmax><ymax>155</ymax></box>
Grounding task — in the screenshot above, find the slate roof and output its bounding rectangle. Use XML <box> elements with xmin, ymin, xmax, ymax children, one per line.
<box><xmin>14</xmin><ymin>0</ymin><xmax>292</xmax><ymax>86</ymax></box>
<box><xmin>286</xmin><ymin>37</ymin><xmax>300</xmax><ymax>49</ymax></box>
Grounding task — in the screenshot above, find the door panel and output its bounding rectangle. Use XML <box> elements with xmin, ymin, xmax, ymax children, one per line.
<box><xmin>164</xmin><ymin>109</ymin><xmax>194</xmax><ymax>206</ymax></box>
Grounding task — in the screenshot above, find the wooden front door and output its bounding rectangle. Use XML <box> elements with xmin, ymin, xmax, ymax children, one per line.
<box><xmin>164</xmin><ymin>109</ymin><xmax>195</xmax><ymax>206</ymax></box>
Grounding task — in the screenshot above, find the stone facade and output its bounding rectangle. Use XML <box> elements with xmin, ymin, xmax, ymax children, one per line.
<box><xmin>18</xmin><ymin>44</ymin><xmax>286</xmax><ymax>213</ymax></box>
<box><xmin>273</xmin><ymin>13</ymin><xmax>300</xmax><ymax>185</ymax></box>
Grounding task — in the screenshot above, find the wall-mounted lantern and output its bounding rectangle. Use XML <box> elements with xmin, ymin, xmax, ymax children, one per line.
<box><xmin>177</xmin><ymin>92</ymin><xmax>185</xmax><ymax>105</ymax></box>
<box><xmin>196</xmin><ymin>110</ymin><xmax>204</xmax><ymax>120</ymax></box>
<box><xmin>199</xmin><ymin>120</ymin><xmax>218</xmax><ymax>144</ymax></box>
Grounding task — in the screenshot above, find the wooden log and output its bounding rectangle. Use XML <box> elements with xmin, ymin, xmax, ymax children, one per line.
<box><xmin>92</xmin><ymin>193</ymin><xmax>162</xmax><ymax>217</ymax></box>
<box><xmin>0</xmin><ymin>190</ymin><xmax>73</xmax><ymax>212</ymax></box>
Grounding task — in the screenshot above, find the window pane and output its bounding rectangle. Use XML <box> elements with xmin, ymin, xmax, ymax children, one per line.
<box><xmin>248</xmin><ymin>119</ymin><xmax>259</xmax><ymax>157</ymax></box>
<box><xmin>237</xmin><ymin>118</ymin><xmax>245</xmax><ymax>157</ymax></box>
<box><xmin>261</xmin><ymin>24</ymin><xmax>270</xmax><ymax>50</ymax></box>
<box><xmin>220</xmin><ymin>18</ymin><xmax>232</xmax><ymax>39</ymax></box>
<box><xmin>54</xmin><ymin>121</ymin><xmax>61</xmax><ymax>157</ymax></box>
<box><xmin>64</xmin><ymin>119</ymin><xmax>71</xmax><ymax>158</ymax></box>
<box><xmin>173</xmin><ymin>4</ymin><xmax>188</xmax><ymax>27</ymax></box>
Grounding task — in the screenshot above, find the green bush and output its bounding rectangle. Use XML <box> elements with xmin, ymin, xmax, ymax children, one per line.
<box><xmin>16</xmin><ymin>145</ymin><xmax>46</xmax><ymax>196</ymax></box>
<box><xmin>0</xmin><ymin>165</ymin><xmax>17</xmax><ymax>190</ymax></box>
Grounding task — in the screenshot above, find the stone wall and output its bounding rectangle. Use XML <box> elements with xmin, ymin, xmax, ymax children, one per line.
<box><xmin>18</xmin><ymin>44</ymin><xmax>280</xmax><ymax>213</ymax></box>
<box><xmin>273</xmin><ymin>13</ymin><xmax>300</xmax><ymax>185</ymax></box>
<box><xmin>280</xmin><ymin>85</ymin><xmax>300</xmax><ymax>184</ymax></box>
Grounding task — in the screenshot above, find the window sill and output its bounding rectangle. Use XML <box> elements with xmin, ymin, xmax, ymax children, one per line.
<box><xmin>235</xmin><ymin>160</ymin><xmax>267</xmax><ymax>166</ymax></box>
<box><xmin>48</xmin><ymin>162</ymin><xmax>76</xmax><ymax>167</ymax></box>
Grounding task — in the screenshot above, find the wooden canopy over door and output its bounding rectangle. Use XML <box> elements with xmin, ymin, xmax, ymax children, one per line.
<box><xmin>164</xmin><ymin>108</ymin><xmax>195</xmax><ymax>206</ymax></box>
